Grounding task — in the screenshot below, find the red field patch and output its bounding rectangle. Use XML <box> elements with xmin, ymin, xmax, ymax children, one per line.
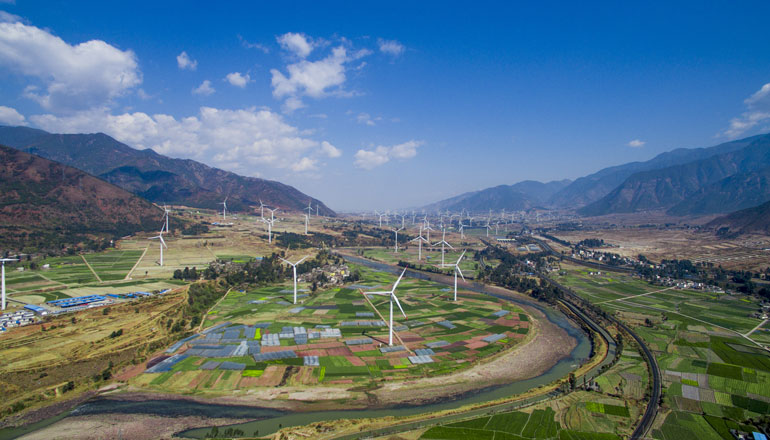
<box><xmin>327</xmin><ymin>346</ymin><xmax>353</xmax><ymax>356</ymax></box>
<box><xmin>253</xmin><ymin>365</ymin><xmax>286</xmax><ymax>387</ymax></box>
<box><xmin>296</xmin><ymin>349</ymin><xmax>327</xmax><ymax>357</ymax></box>
<box><xmin>495</xmin><ymin>318</ymin><xmax>521</xmax><ymax>326</ymax></box>
<box><xmin>346</xmin><ymin>355</ymin><xmax>366</xmax><ymax>366</ymax></box>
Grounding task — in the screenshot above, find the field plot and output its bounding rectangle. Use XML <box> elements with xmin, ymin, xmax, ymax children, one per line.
<box><xmin>363</xmin><ymin>247</ymin><xmax>483</xmax><ymax>278</ymax></box>
<box><xmin>553</xmin><ymin>264</ymin><xmax>770</xmax><ymax>440</ymax></box>
<box><xmin>134</xmin><ymin>264</ymin><xmax>531</xmax><ymax>395</ymax></box>
<box><xmin>82</xmin><ymin>249</ymin><xmax>144</xmax><ymax>281</ymax></box>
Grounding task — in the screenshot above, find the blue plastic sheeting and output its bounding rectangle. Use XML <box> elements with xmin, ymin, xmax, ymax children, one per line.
<box><xmin>345</xmin><ymin>338</ymin><xmax>373</xmax><ymax>346</ymax></box>
<box><xmin>202</xmin><ymin>322</ymin><xmax>231</xmax><ymax>334</ymax></box>
<box><xmin>23</xmin><ymin>304</ymin><xmax>47</xmax><ymax>313</ymax></box>
<box><xmin>355</xmin><ymin>312</ymin><xmax>374</xmax><ymax>317</ymax></box>
<box><xmin>200</xmin><ymin>361</ymin><xmax>221</xmax><ymax>370</ymax></box>
<box><xmin>244</xmin><ymin>326</ymin><xmax>256</xmax><ymax>339</ymax></box>
<box><xmin>262</xmin><ymin>334</ymin><xmax>280</xmax><ymax>346</ymax></box>
<box><xmin>289</xmin><ymin>307</ymin><xmax>305</xmax><ymax>314</ymax></box>
<box><xmin>186</xmin><ymin>346</ymin><xmax>237</xmax><ymax>358</ymax></box>
<box><xmin>252</xmin><ymin>350</ymin><xmax>297</xmax><ymax>362</ymax></box>
<box><xmin>408</xmin><ymin>355</ymin><xmax>434</xmax><ymax>364</ymax></box>
<box><xmin>219</xmin><ymin>361</ymin><xmax>246</xmax><ymax>370</ymax></box>
<box><xmin>47</xmin><ymin>295</ymin><xmax>106</xmax><ymax>308</ymax></box>
<box><xmin>436</xmin><ymin>320</ymin><xmax>456</xmax><ymax>329</ymax></box>
<box><xmin>223</xmin><ymin>329</ymin><xmax>241</xmax><ymax>340</ymax></box>
<box><xmin>491</xmin><ymin>310</ymin><xmax>510</xmax><ymax>318</ymax></box>
<box><xmin>426</xmin><ymin>340</ymin><xmax>449</xmax><ymax>348</ymax></box>
<box><xmin>408</xmin><ymin>320</ymin><xmax>427</xmax><ymax>327</ymax></box>
<box><xmin>303</xmin><ymin>355</ymin><xmax>320</xmax><ymax>366</ymax></box>
<box><xmin>482</xmin><ymin>333</ymin><xmax>506</xmax><ymax>343</ymax></box>
<box><xmin>166</xmin><ymin>334</ymin><xmax>199</xmax><ymax>353</ymax></box>
<box><xmin>248</xmin><ymin>300</ymin><xmax>268</xmax><ymax>304</ymax></box>
<box><xmin>393</xmin><ymin>325</ymin><xmax>408</xmax><ymax>331</ymax></box>
<box><xmin>414</xmin><ymin>348</ymin><xmax>435</xmax><ymax>356</ymax></box>
<box><xmin>232</xmin><ymin>341</ymin><xmax>249</xmax><ymax>357</ymax></box>
<box><xmin>253</xmin><ymin>322</ymin><xmax>271</xmax><ymax>328</ymax></box>
<box><xmin>248</xmin><ymin>345</ymin><xmax>261</xmax><ymax>355</ymax></box>
<box><xmin>146</xmin><ymin>354</ymin><xmax>188</xmax><ymax>373</ymax></box>
<box><xmin>294</xmin><ymin>334</ymin><xmax>308</xmax><ymax>345</ymax></box>
<box><xmin>380</xmin><ymin>345</ymin><xmax>406</xmax><ymax>353</ymax></box>
<box><xmin>753</xmin><ymin>433</ymin><xmax>767</xmax><ymax>440</ymax></box>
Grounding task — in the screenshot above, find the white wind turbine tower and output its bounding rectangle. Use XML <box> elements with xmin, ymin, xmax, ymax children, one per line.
<box><xmin>267</xmin><ymin>207</ymin><xmax>278</xmax><ymax>222</ymax></box>
<box><xmin>391</xmin><ymin>226</ymin><xmax>404</xmax><ymax>252</ymax></box>
<box><xmin>375</xmin><ymin>211</ymin><xmax>388</xmax><ymax>228</ymax></box>
<box><xmin>149</xmin><ymin>233</ymin><xmax>167</xmax><ymax>266</ymax></box>
<box><xmin>442</xmin><ymin>250</ymin><xmax>466</xmax><ymax>301</ymax></box>
<box><xmin>304</xmin><ymin>214</ymin><xmax>309</xmax><ymax>235</ymax></box>
<box><xmin>364</xmin><ymin>268</ymin><xmax>408</xmax><ymax>346</ymax></box>
<box><xmin>423</xmin><ymin>223</ymin><xmax>434</xmax><ymax>243</ymax></box>
<box><xmin>220</xmin><ymin>197</ymin><xmax>228</xmax><ymax>221</ymax></box>
<box><xmin>162</xmin><ymin>204</ymin><xmax>170</xmax><ymax>233</ymax></box>
<box><xmin>1</xmin><ymin>257</ymin><xmax>19</xmax><ymax>310</ymax></box>
<box><xmin>259</xmin><ymin>200</ymin><xmax>266</xmax><ymax>218</ymax></box>
<box><xmin>459</xmin><ymin>223</ymin><xmax>466</xmax><ymax>239</ymax></box>
<box><xmin>279</xmin><ymin>255</ymin><xmax>309</xmax><ymax>304</ymax></box>
<box><xmin>410</xmin><ymin>227</ymin><xmax>429</xmax><ymax>261</ymax></box>
<box><xmin>305</xmin><ymin>200</ymin><xmax>313</xmax><ymax>217</ymax></box>
<box><xmin>399</xmin><ymin>213</ymin><xmax>406</xmax><ymax>229</ymax></box>
<box><xmin>434</xmin><ymin>229</ymin><xmax>454</xmax><ymax>266</ymax></box>
<box><xmin>261</xmin><ymin>217</ymin><xmax>275</xmax><ymax>243</ymax></box>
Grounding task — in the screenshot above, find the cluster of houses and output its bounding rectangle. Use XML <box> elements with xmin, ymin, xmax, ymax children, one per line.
<box><xmin>298</xmin><ymin>263</ymin><xmax>350</xmax><ymax>286</ymax></box>
<box><xmin>0</xmin><ymin>307</ymin><xmax>40</xmax><ymax>332</ymax></box>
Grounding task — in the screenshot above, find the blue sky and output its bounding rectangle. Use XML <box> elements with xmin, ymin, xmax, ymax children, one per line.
<box><xmin>1</xmin><ymin>1</ymin><xmax>769</xmax><ymax>211</ymax></box>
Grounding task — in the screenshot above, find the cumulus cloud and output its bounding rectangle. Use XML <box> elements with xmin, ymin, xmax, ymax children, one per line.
<box><xmin>0</xmin><ymin>20</ymin><xmax>140</xmax><ymax>112</ymax></box>
<box><xmin>627</xmin><ymin>139</ymin><xmax>645</xmax><ymax>148</ymax></box>
<box><xmin>377</xmin><ymin>38</ymin><xmax>405</xmax><ymax>57</ymax></box>
<box><xmin>30</xmin><ymin>106</ymin><xmax>342</xmax><ymax>176</ymax></box>
<box><xmin>0</xmin><ymin>105</ymin><xmax>26</xmax><ymax>125</ymax></box>
<box><xmin>277</xmin><ymin>32</ymin><xmax>315</xmax><ymax>58</ymax></box>
<box><xmin>724</xmin><ymin>83</ymin><xmax>770</xmax><ymax>138</ymax></box>
<box><xmin>354</xmin><ymin>140</ymin><xmax>423</xmax><ymax>169</ymax></box>
<box><xmin>176</xmin><ymin>51</ymin><xmax>197</xmax><ymax>70</ymax></box>
<box><xmin>225</xmin><ymin>72</ymin><xmax>251</xmax><ymax>88</ymax></box>
<box><xmin>271</xmin><ymin>43</ymin><xmax>371</xmax><ymax>112</ymax></box>
<box><xmin>192</xmin><ymin>80</ymin><xmax>215</xmax><ymax>96</ymax></box>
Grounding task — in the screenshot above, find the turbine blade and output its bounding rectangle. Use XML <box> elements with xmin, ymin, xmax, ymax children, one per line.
<box><xmin>446</xmin><ymin>242</ymin><xmax>455</xmax><ymax>249</ymax></box>
<box><xmin>457</xmin><ymin>266</ymin><xmax>465</xmax><ymax>281</ymax></box>
<box><xmin>296</xmin><ymin>256</ymin><xmax>309</xmax><ymax>264</ymax></box>
<box><xmin>391</xmin><ymin>292</ymin><xmax>407</xmax><ymax>319</ymax></box>
<box><xmin>456</xmin><ymin>250</ymin><xmax>466</xmax><ymax>264</ymax></box>
<box><xmin>391</xmin><ymin>267</ymin><xmax>407</xmax><ymax>292</ymax></box>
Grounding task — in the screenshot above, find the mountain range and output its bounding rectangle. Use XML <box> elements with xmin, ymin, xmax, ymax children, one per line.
<box><xmin>0</xmin><ymin>126</ymin><xmax>335</xmax><ymax>216</ymax></box>
<box><xmin>423</xmin><ymin>133</ymin><xmax>770</xmax><ymax>218</ymax></box>
<box><xmin>706</xmin><ymin>200</ymin><xmax>770</xmax><ymax>236</ymax></box>
<box><xmin>0</xmin><ymin>144</ymin><xmax>162</xmax><ymax>252</ymax></box>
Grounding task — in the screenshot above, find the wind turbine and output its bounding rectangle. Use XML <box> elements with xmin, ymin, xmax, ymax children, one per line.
<box><xmin>423</xmin><ymin>223</ymin><xmax>434</xmax><ymax>243</ymax></box>
<box><xmin>259</xmin><ymin>200</ymin><xmax>265</xmax><ymax>218</ymax></box>
<box><xmin>364</xmin><ymin>268</ymin><xmax>408</xmax><ymax>346</ymax></box>
<box><xmin>375</xmin><ymin>211</ymin><xmax>388</xmax><ymax>228</ymax></box>
<box><xmin>459</xmin><ymin>223</ymin><xmax>466</xmax><ymax>239</ymax></box>
<box><xmin>162</xmin><ymin>204</ymin><xmax>170</xmax><ymax>233</ymax></box>
<box><xmin>261</xmin><ymin>217</ymin><xmax>274</xmax><ymax>243</ymax></box>
<box><xmin>279</xmin><ymin>255</ymin><xmax>309</xmax><ymax>304</ymax></box>
<box><xmin>267</xmin><ymin>207</ymin><xmax>278</xmax><ymax>222</ymax></box>
<box><xmin>400</xmin><ymin>213</ymin><xmax>406</xmax><ymax>229</ymax></box>
<box><xmin>149</xmin><ymin>233</ymin><xmax>167</xmax><ymax>266</ymax></box>
<box><xmin>219</xmin><ymin>197</ymin><xmax>228</xmax><ymax>221</ymax></box>
<box><xmin>305</xmin><ymin>200</ymin><xmax>313</xmax><ymax>217</ymax></box>
<box><xmin>1</xmin><ymin>257</ymin><xmax>18</xmax><ymax>310</ymax></box>
<box><xmin>442</xmin><ymin>250</ymin><xmax>466</xmax><ymax>301</ymax></box>
<box><xmin>410</xmin><ymin>227</ymin><xmax>429</xmax><ymax>261</ymax></box>
<box><xmin>304</xmin><ymin>214</ymin><xmax>309</xmax><ymax>235</ymax></box>
<box><xmin>434</xmin><ymin>229</ymin><xmax>454</xmax><ymax>266</ymax></box>
<box><xmin>391</xmin><ymin>226</ymin><xmax>404</xmax><ymax>252</ymax></box>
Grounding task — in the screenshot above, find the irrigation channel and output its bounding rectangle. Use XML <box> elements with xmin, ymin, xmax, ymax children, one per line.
<box><xmin>0</xmin><ymin>253</ymin><xmax>614</xmax><ymax>440</ymax></box>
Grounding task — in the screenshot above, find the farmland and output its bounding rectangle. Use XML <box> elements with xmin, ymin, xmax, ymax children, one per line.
<box><xmin>132</xmin><ymin>264</ymin><xmax>535</xmax><ymax>400</ymax></box>
<box><xmin>552</xmin><ymin>264</ymin><xmax>770</xmax><ymax>440</ymax></box>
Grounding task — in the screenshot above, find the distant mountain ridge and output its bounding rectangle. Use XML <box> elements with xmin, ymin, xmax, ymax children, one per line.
<box><xmin>0</xmin><ymin>126</ymin><xmax>335</xmax><ymax>216</ymax></box>
<box><xmin>580</xmin><ymin>134</ymin><xmax>770</xmax><ymax>216</ymax></box>
<box><xmin>547</xmin><ymin>134</ymin><xmax>762</xmax><ymax>208</ymax></box>
<box><xmin>422</xmin><ymin>180</ymin><xmax>571</xmax><ymax>212</ymax></box>
<box><xmin>0</xmin><ymin>144</ymin><xmax>162</xmax><ymax>251</ymax></box>
<box><xmin>706</xmin><ymin>200</ymin><xmax>770</xmax><ymax>235</ymax></box>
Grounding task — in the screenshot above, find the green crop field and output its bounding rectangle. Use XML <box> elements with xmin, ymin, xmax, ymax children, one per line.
<box><xmin>553</xmin><ymin>263</ymin><xmax>770</xmax><ymax>440</ymax></box>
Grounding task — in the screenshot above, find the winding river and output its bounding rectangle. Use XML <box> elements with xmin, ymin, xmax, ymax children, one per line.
<box><xmin>0</xmin><ymin>254</ymin><xmax>590</xmax><ymax>440</ymax></box>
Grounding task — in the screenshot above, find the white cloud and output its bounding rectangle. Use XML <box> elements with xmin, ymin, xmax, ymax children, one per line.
<box><xmin>724</xmin><ymin>83</ymin><xmax>770</xmax><ymax>138</ymax></box>
<box><xmin>277</xmin><ymin>32</ymin><xmax>314</xmax><ymax>58</ymax></box>
<box><xmin>354</xmin><ymin>140</ymin><xmax>423</xmax><ymax>169</ymax></box>
<box><xmin>356</xmin><ymin>113</ymin><xmax>382</xmax><ymax>126</ymax></box>
<box><xmin>225</xmin><ymin>72</ymin><xmax>251</xmax><ymax>88</ymax></box>
<box><xmin>192</xmin><ymin>80</ymin><xmax>215</xmax><ymax>96</ymax></box>
<box><xmin>377</xmin><ymin>38</ymin><xmax>405</xmax><ymax>57</ymax></box>
<box><xmin>0</xmin><ymin>105</ymin><xmax>26</xmax><ymax>125</ymax></box>
<box><xmin>238</xmin><ymin>35</ymin><xmax>269</xmax><ymax>53</ymax></box>
<box><xmin>30</xmin><ymin>106</ymin><xmax>341</xmax><ymax>176</ymax></box>
<box><xmin>176</xmin><ymin>51</ymin><xmax>197</xmax><ymax>70</ymax></box>
<box><xmin>0</xmin><ymin>20</ymin><xmax>140</xmax><ymax>112</ymax></box>
<box><xmin>320</xmin><ymin>141</ymin><xmax>341</xmax><ymax>158</ymax></box>
<box><xmin>270</xmin><ymin>43</ymin><xmax>371</xmax><ymax>112</ymax></box>
<box><xmin>627</xmin><ymin>139</ymin><xmax>645</xmax><ymax>148</ymax></box>
<box><xmin>0</xmin><ymin>10</ymin><xmax>21</xmax><ymax>22</ymax></box>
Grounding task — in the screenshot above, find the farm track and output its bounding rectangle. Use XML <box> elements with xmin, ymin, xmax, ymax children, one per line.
<box><xmin>80</xmin><ymin>255</ymin><xmax>103</xmax><ymax>283</ymax></box>
<box><xmin>125</xmin><ymin>246</ymin><xmax>149</xmax><ymax>280</ymax></box>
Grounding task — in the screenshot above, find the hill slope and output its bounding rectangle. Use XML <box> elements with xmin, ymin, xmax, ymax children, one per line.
<box><xmin>423</xmin><ymin>180</ymin><xmax>571</xmax><ymax>212</ymax></box>
<box><xmin>0</xmin><ymin>145</ymin><xmax>163</xmax><ymax>252</ymax></box>
<box><xmin>0</xmin><ymin>126</ymin><xmax>335</xmax><ymax>215</ymax></box>
<box><xmin>706</xmin><ymin>200</ymin><xmax>770</xmax><ymax>235</ymax></box>
<box><xmin>548</xmin><ymin>135</ymin><xmax>764</xmax><ymax>208</ymax></box>
<box><xmin>579</xmin><ymin>134</ymin><xmax>770</xmax><ymax>216</ymax></box>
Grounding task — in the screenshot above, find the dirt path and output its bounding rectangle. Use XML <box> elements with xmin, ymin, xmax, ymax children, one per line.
<box><xmin>80</xmin><ymin>254</ymin><xmax>102</xmax><ymax>283</ymax></box>
<box><xmin>124</xmin><ymin>246</ymin><xmax>149</xmax><ymax>280</ymax></box>
<box><xmin>198</xmin><ymin>287</ymin><xmax>231</xmax><ymax>332</ymax></box>
<box><xmin>360</xmin><ymin>289</ymin><xmax>413</xmax><ymax>354</ymax></box>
